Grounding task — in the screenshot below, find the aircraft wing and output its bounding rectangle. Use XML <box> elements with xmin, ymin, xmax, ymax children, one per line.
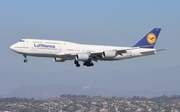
<box><xmin>56</xmin><ymin>48</ymin><xmax>139</xmax><ymax>61</ymax></box>
<box><xmin>89</xmin><ymin>48</ymin><xmax>138</xmax><ymax>61</ymax></box>
<box><xmin>140</xmin><ymin>48</ymin><xmax>168</xmax><ymax>55</ymax></box>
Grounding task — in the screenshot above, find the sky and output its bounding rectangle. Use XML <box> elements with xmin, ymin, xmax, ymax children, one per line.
<box><xmin>0</xmin><ymin>0</ymin><xmax>180</xmax><ymax>96</ymax></box>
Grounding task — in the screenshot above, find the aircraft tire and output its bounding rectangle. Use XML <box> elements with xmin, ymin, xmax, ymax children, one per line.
<box><xmin>76</xmin><ymin>64</ymin><xmax>80</xmax><ymax>67</ymax></box>
<box><xmin>24</xmin><ymin>59</ymin><xmax>28</xmax><ymax>63</ymax></box>
<box><xmin>90</xmin><ymin>63</ymin><xmax>94</xmax><ymax>66</ymax></box>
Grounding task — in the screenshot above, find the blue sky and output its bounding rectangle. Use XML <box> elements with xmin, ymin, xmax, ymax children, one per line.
<box><xmin>0</xmin><ymin>0</ymin><xmax>180</xmax><ymax>96</ymax></box>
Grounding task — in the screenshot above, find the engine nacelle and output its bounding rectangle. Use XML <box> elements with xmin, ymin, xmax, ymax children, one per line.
<box><xmin>75</xmin><ymin>53</ymin><xmax>89</xmax><ymax>61</ymax></box>
<box><xmin>102</xmin><ymin>50</ymin><xmax>117</xmax><ymax>58</ymax></box>
<box><xmin>53</xmin><ymin>58</ymin><xmax>65</xmax><ymax>62</ymax></box>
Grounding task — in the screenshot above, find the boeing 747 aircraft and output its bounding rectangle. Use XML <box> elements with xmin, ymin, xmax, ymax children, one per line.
<box><xmin>10</xmin><ymin>28</ymin><xmax>166</xmax><ymax>67</ymax></box>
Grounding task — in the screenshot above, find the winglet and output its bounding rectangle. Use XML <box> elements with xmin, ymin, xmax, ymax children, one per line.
<box><xmin>132</xmin><ymin>28</ymin><xmax>161</xmax><ymax>48</ymax></box>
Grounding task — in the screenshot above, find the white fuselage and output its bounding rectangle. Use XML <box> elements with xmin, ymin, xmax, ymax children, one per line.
<box><xmin>10</xmin><ymin>39</ymin><xmax>157</xmax><ymax>61</ymax></box>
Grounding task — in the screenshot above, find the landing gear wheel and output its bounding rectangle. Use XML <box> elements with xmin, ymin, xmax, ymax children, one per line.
<box><xmin>83</xmin><ymin>61</ymin><xmax>94</xmax><ymax>67</ymax></box>
<box><xmin>24</xmin><ymin>59</ymin><xmax>28</xmax><ymax>63</ymax></box>
<box><xmin>90</xmin><ymin>63</ymin><xmax>94</xmax><ymax>66</ymax></box>
<box><xmin>74</xmin><ymin>59</ymin><xmax>80</xmax><ymax>67</ymax></box>
<box><xmin>76</xmin><ymin>64</ymin><xmax>80</xmax><ymax>67</ymax></box>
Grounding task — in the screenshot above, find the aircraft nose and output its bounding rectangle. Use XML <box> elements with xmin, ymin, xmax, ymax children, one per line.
<box><xmin>10</xmin><ymin>44</ymin><xmax>15</xmax><ymax>51</ymax></box>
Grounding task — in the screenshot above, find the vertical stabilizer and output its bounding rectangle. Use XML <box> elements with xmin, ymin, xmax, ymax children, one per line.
<box><xmin>132</xmin><ymin>28</ymin><xmax>161</xmax><ymax>48</ymax></box>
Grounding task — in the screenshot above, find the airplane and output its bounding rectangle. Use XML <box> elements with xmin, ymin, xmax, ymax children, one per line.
<box><xmin>10</xmin><ymin>28</ymin><xmax>166</xmax><ymax>67</ymax></box>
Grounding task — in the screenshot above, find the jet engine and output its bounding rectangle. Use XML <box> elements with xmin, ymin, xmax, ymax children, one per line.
<box><xmin>53</xmin><ymin>58</ymin><xmax>65</xmax><ymax>62</ymax></box>
<box><xmin>102</xmin><ymin>50</ymin><xmax>117</xmax><ymax>58</ymax></box>
<box><xmin>75</xmin><ymin>53</ymin><xmax>89</xmax><ymax>61</ymax></box>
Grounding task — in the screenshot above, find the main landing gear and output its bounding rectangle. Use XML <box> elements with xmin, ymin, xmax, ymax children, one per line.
<box><xmin>74</xmin><ymin>60</ymin><xmax>94</xmax><ymax>67</ymax></box>
<box><xmin>23</xmin><ymin>55</ymin><xmax>28</xmax><ymax>63</ymax></box>
<box><xmin>74</xmin><ymin>60</ymin><xmax>80</xmax><ymax>67</ymax></box>
<box><xmin>83</xmin><ymin>61</ymin><xmax>94</xmax><ymax>67</ymax></box>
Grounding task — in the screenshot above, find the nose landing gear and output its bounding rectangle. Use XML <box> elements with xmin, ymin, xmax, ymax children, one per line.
<box><xmin>24</xmin><ymin>59</ymin><xmax>28</xmax><ymax>63</ymax></box>
<box><xmin>23</xmin><ymin>55</ymin><xmax>28</xmax><ymax>63</ymax></box>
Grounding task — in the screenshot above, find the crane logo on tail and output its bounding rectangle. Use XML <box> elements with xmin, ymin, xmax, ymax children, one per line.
<box><xmin>147</xmin><ymin>33</ymin><xmax>156</xmax><ymax>45</ymax></box>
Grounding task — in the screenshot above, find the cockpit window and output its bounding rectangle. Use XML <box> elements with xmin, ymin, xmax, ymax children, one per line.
<box><xmin>20</xmin><ymin>40</ymin><xmax>25</xmax><ymax>42</ymax></box>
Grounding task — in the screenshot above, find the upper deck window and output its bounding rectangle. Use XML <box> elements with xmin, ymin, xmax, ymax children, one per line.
<box><xmin>20</xmin><ymin>40</ymin><xmax>25</xmax><ymax>42</ymax></box>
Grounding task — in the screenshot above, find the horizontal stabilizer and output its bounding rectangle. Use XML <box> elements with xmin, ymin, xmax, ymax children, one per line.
<box><xmin>156</xmin><ymin>48</ymin><xmax>168</xmax><ymax>52</ymax></box>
